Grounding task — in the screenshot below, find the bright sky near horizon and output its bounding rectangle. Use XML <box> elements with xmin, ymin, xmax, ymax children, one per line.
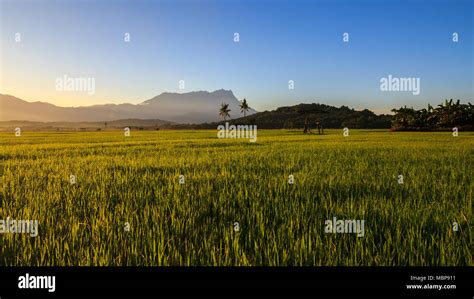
<box><xmin>0</xmin><ymin>0</ymin><xmax>472</xmax><ymax>114</ymax></box>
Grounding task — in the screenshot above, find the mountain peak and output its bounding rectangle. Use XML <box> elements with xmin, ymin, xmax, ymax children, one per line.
<box><xmin>212</xmin><ymin>89</ymin><xmax>233</xmax><ymax>95</ymax></box>
<box><xmin>143</xmin><ymin>89</ymin><xmax>238</xmax><ymax>104</ymax></box>
<box><xmin>155</xmin><ymin>89</ymin><xmax>234</xmax><ymax>98</ymax></box>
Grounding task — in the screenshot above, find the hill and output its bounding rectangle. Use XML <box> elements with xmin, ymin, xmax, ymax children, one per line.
<box><xmin>198</xmin><ymin>103</ymin><xmax>392</xmax><ymax>129</ymax></box>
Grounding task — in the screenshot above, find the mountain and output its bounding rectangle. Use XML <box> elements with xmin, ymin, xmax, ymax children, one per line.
<box><xmin>141</xmin><ymin>89</ymin><xmax>256</xmax><ymax>123</ymax></box>
<box><xmin>0</xmin><ymin>90</ymin><xmax>256</xmax><ymax>124</ymax></box>
<box><xmin>211</xmin><ymin>103</ymin><xmax>392</xmax><ymax>129</ymax></box>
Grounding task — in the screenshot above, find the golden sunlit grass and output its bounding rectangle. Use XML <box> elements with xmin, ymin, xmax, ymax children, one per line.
<box><xmin>0</xmin><ymin>130</ymin><xmax>472</xmax><ymax>266</ymax></box>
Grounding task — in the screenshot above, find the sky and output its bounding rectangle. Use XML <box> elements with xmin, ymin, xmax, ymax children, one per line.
<box><xmin>0</xmin><ymin>0</ymin><xmax>472</xmax><ymax>114</ymax></box>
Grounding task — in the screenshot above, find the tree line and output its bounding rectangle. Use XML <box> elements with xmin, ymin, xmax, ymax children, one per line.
<box><xmin>391</xmin><ymin>99</ymin><xmax>473</xmax><ymax>131</ymax></box>
<box><xmin>214</xmin><ymin>98</ymin><xmax>473</xmax><ymax>131</ymax></box>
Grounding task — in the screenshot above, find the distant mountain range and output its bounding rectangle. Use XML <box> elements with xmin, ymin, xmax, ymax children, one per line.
<box><xmin>0</xmin><ymin>89</ymin><xmax>256</xmax><ymax>124</ymax></box>
<box><xmin>0</xmin><ymin>90</ymin><xmax>394</xmax><ymax>130</ymax></box>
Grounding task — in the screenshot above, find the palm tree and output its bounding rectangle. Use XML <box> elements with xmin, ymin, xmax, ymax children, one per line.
<box><xmin>219</xmin><ymin>103</ymin><xmax>231</xmax><ymax>121</ymax></box>
<box><xmin>391</xmin><ymin>106</ymin><xmax>417</xmax><ymax>128</ymax></box>
<box><xmin>451</xmin><ymin>99</ymin><xmax>464</xmax><ymax>126</ymax></box>
<box><xmin>463</xmin><ymin>102</ymin><xmax>474</xmax><ymax>126</ymax></box>
<box><xmin>435</xmin><ymin>99</ymin><xmax>455</xmax><ymax>127</ymax></box>
<box><xmin>425</xmin><ymin>103</ymin><xmax>438</xmax><ymax>128</ymax></box>
<box><xmin>239</xmin><ymin>98</ymin><xmax>250</xmax><ymax>117</ymax></box>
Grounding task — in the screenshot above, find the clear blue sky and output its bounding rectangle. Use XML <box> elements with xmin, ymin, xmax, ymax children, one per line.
<box><xmin>1</xmin><ymin>0</ymin><xmax>472</xmax><ymax>113</ymax></box>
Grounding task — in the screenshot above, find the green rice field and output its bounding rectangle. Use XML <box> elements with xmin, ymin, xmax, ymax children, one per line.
<box><xmin>0</xmin><ymin>129</ymin><xmax>472</xmax><ymax>266</ymax></box>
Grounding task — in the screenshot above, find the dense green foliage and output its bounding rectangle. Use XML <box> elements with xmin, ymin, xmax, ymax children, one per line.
<box><xmin>0</xmin><ymin>130</ymin><xmax>472</xmax><ymax>266</ymax></box>
<box><xmin>392</xmin><ymin>99</ymin><xmax>474</xmax><ymax>131</ymax></box>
